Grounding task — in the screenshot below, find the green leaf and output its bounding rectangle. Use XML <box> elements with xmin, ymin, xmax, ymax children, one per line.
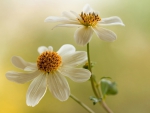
<box><xmin>106</xmin><ymin>82</ymin><xmax>118</xmax><ymax>95</ymax></box>
<box><xmin>100</xmin><ymin>79</ymin><xmax>118</xmax><ymax>97</ymax></box>
<box><xmin>101</xmin><ymin>79</ymin><xmax>109</xmax><ymax>96</ymax></box>
<box><xmin>90</xmin><ymin>96</ymin><xmax>101</xmax><ymax>105</ymax></box>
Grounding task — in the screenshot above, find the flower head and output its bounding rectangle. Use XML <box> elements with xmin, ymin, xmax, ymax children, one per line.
<box><xmin>45</xmin><ymin>4</ymin><xmax>125</xmax><ymax>46</ymax></box>
<box><xmin>6</xmin><ymin>44</ymin><xmax>91</xmax><ymax>107</ymax></box>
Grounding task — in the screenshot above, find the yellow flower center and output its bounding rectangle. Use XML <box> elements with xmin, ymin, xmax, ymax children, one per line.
<box><xmin>37</xmin><ymin>51</ymin><xmax>62</xmax><ymax>73</ymax></box>
<box><xmin>78</xmin><ymin>12</ymin><xmax>101</xmax><ymax>26</ymax></box>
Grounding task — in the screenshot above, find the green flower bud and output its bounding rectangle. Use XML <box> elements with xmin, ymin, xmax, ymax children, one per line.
<box><xmin>83</xmin><ymin>62</ymin><xmax>95</xmax><ymax>69</ymax></box>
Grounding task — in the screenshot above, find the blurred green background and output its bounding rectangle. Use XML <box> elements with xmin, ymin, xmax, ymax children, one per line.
<box><xmin>1</xmin><ymin>0</ymin><xmax>150</xmax><ymax>113</ymax></box>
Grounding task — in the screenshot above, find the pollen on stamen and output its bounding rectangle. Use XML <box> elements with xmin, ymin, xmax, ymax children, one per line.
<box><xmin>37</xmin><ymin>51</ymin><xmax>62</xmax><ymax>73</ymax></box>
<box><xmin>78</xmin><ymin>12</ymin><xmax>101</xmax><ymax>26</ymax></box>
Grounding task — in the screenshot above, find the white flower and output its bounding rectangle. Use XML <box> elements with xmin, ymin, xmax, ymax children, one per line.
<box><xmin>45</xmin><ymin>4</ymin><xmax>125</xmax><ymax>46</ymax></box>
<box><xmin>5</xmin><ymin>44</ymin><xmax>91</xmax><ymax>107</ymax></box>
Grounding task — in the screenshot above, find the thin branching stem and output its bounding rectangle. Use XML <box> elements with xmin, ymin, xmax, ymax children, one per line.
<box><xmin>87</xmin><ymin>43</ymin><xmax>99</xmax><ymax>97</ymax></box>
<box><xmin>87</xmin><ymin>43</ymin><xmax>113</xmax><ymax>113</ymax></box>
<box><xmin>70</xmin><ymin>94</ymin><xmax>95</xmax><ymax>113</ymax></box>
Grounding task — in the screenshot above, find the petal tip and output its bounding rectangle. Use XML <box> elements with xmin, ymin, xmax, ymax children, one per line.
<box><xmin>121</xmin><ymin>23</ymin><xmax>125</xmax><ymax>26</ymax></box>
<box><xmin>44</xmin><ymin>17</ymin><xmax>49</xmax><ymax>23</ymax></box>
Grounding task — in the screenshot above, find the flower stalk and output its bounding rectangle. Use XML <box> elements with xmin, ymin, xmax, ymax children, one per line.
<box><xmin>70</xmin><ymin>94</ymin><xmax>95</xmax><ymax>113</ymax></box>
<box><xmin>87</xmin><ymin>43</ymin><xmax>113</xmax><ymax>113</ymax></box>
<box><xmin>87</xmin><ymin>43</ymin><xmax>100</xmax><ymax>98</ymax></box>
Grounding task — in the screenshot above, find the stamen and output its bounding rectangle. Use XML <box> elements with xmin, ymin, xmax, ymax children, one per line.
<box><xmin>37</xmin><ymin>51</ymin><xmax>62</xmax><ymax>73</ymax></box>
<box><xmin>78</xmin><ymin>12</ymin><xmax>101</xmax><ymax>26</ymax></box>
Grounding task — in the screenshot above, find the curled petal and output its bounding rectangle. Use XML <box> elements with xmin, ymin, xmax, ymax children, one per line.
<box><xmin>57</xmin><ymin>44</ymin><xmax>75</xmax><ymax>57</ymax></box>
<box><xmin>99</xmin><ymin>16</ymin><xmax>125</xmax><ymax>26</ymax></box>
<box><xmin>5</xmin><ymin>70</ymin><xmax>40</xmax><ymax>84</ymax></box>
<box><xmin>74</xmin><ymin>26</ymin><xmax>93</xmax><ymax>46</ymax></box>
<box><xmin>47</xmin><ymin>71</ymin><xmax>70</xmax><ymax>101</ymax></box>
<box><xmin>11</xmin><ymin>56</ymin><xmax>36</xmax><ymax>70</ymax></box>
<box><xmin>26</xmin><ymin>74</ymin><xmax>47</xmax><ymax>107</ymax></box>
<box><xmin>93</xmin><ymin>27</ymin><xmax>117</xmax><ymax>42</ymax></box>
<box><xmin>60</xmin><ymin>67</ymin><xmax>91</xmax><ymax>82</ymax></box>
<box><xmin>62</xmin><ymin>51</ymin><xmax>87</xmax><ymax>66</ymax></box>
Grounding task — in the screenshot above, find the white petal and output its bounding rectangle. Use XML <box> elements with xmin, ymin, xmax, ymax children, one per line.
<box><xmin>70</xmin><ymin>11</ymin><xmax>83</xmax><ymax>20</ymax></box>
<box><xmin>62</xmin><ymin>11</ymin><xmax>77</xmax><ymax>20</ymax></box>
<box><xmin>62</xmin><ymin>51</ymin><xmax>87</xmax><ymax>66</ymax></box>
<box><xmin>99</xmin><ymin>16</ymin><xmax>125</xmax><ymax>26</ymax></box>
<box><xmin>74</xmin><ymin>26</ymin><xmax>93</xmax><ymax>46</ymax></box>
<box><xmin>5</xmin><ymin>70</ymin><xmax>40</xmax><ymax>84</ymax></box>
<box><xmin>47</xmin><ymin>71</ymin><xmax>70</xmax><ymax>101</ymax></box>
<box><xmin>82</xmin><ymin>4</ymin><xmax>94</xmax><ymax>13</ymax></box>
<box><xmin>24</xmin><ymin>65</ymin><xmax>37</xmax><ymax>71</ymax></box>
<box><xmin>60</xmin><ymin>67</ymin><xmax>91</xmax><ymax>82</ymax></box>
<box><xmin>52</xmin><ymin>20</ymin><xmax>81</xmax><ymax>29</ymax></box>
<box><xmin>38</xmin><ymin>46</ymin><xmax>48</xmax><ymax>54</ymax></box>
<box><xmin>57</xmin><ymin>44</ymin><xmax>75</xmax><ymax>57</ymax></box>
<box><xmin>44</xmin><ymin>16</ymin><xmax>68</xmax><ymax>22</ymax></box>
<box><xmin>48</xmin><ymin>46</ymin><xmax>53</xmax><ymax>51</ymax></box>
<box><xmin>93</xmin><ymin>27</ymin><xmax>117</xmax><ymax>42</ymax></box>
<box><xmin>94</xmin><ymin>11</ymin><xmax>99</xmax><ymax>15</ymax></box>
<box><xmin>26</xmin><ymin>74</ymin><xmax>47</xmax><ymax>107</ymax></box>
<box><xmin>54</xmin><ymin>23</ymin><xmax>82</xmax><ymax>27</ymax></box>
<box><xmin>11</xmin><ymin>56</ymin><xmax>36</xmax><ymax>70</ymax></box>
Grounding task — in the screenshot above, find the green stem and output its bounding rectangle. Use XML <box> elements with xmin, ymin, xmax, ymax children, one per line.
<box><xmin>87</xmin><ymin>43</ymin><xmax>113</xmax><ymax>113</ymax></box>
<box><xmin>70</xmin><ymin>94</ymin><xmax>95</xmax><ymax>113</ymax></box>
<box><xmin>87</xmin><ymin>43</ymin><xmax>99</xmax><ymax>98</ymax></box>
<box><xmin>101</xmin><ymin>101</ymin><xmax>113</xmax><ymax>113</ymax></box>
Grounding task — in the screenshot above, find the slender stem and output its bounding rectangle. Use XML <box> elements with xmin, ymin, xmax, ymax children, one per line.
<box><xmin>70</xmin><ymin>94</ymin><xmax>95</xmax><ymax>113</ymax></box>
<box><xmin>99</xmin><ymin>83</ymin><xmax>113</xmax><ymax>113</ymax></box>
<box><xmin>101</xmin><ymin>101</ymin><xmax>113</xmax><ymax>113</ymax></box>
<box><xmin>87</xmin><ymin>43</ymin><xmax>113</xmax><ymax>113</ymax></box>
<box><xmin>87</xmin><ymin>43</ymin><xmax>92</xmax><ymax>72</ymax></box>
<box><xmin>87</xmin><ymin>43</ymin><xmax>99</xmax><ymax>98</ymax></box>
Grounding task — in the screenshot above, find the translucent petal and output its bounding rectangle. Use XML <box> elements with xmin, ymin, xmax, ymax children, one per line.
<box><xmin>52</xmin><ymin>23</ymin><xmax>82</xmax><ymax>30</ymax></box>
<box><xmin>60</xmin><ymin>67</ymin><xmax>91</xmax><ymax>82</ymax></box>
<box><xmin>70</xmin><ymin>11</ymin><xmax>83</xmax><ymax>20</ymax></box>
<box><xmin>48</xmin><ymin>46</ymin><xmax>53</xmax><ymax>51</ymax></box>
<box><xmin>74</xmin><ymin>26</ymin><xmax>93</xmax><ymax>46</ymax></box>
<box><xmin>54</xmin><ymin>23</ymin><xmax>82</xmax><ymax>27</ymax></box>
<box><xmin>38</xmin><ymin>46</ymin><xmax>48</xmax><ymax>54</ymax></box>
<box><xmin>82</xmin><ymin>4</ymin><xmax>94</xmax><ymax>13</ymax></box>
<box><xmin>26</xmin><ymin>74</ymin><xmax>47</xmax><ymax>107</ymax></box>
<box><xmin>24</xmin><ymin>66</ymin><xmax>37</xmax><ymax>71</ymax></box>
<box><xmin>11</xmin><ymin>56</ymin><xmax>36</xmax><ymax>70</ymax></box>
<box><xmin>57</xmin><ymin>44</ymin><xmax>75</xmax><ymax>57</ymax></box>
<box><xmin>5</xmin><ymin>70</ymin><xmax>40</xmax><ymax>84</ymax></box>
<box><xmin>47</xmin><ymin>71</ymin><xmax>70</xmax><ymax>101</ymax></box>
<box><xmin>92</xmin><ymin>27</ymin><xmax>117</xmax><ymax>42</ymax></box>
<box><xmin>98</xmin><ymin>16</ymin><xmax>125</xmax><ymax>26</ymax></box>
<box><xmin>62</xmin><ymin>11</ymin><xmax>77</xmax><ymax>20</ymax></box>
<box><xmin>44</xmin><ymin>16</ymin><xmax>68</xmax><ymax>22</ymax></box>
<box><xmin>62</xmin><ymin>51</ymin><xmax>87</xmax><ymax>66</ymax></box>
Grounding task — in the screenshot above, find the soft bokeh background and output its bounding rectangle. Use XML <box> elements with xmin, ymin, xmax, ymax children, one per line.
<box><xmin>1</xmin><ymin>0</ymin><xmax>150</xmax><ymax>113</ymax></box>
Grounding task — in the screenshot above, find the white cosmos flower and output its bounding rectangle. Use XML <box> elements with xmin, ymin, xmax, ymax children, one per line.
<box><xmin>5</xmin><ymin>44</ymin><xmax>91</xmax><ymax>107</ymax></box>
<box><xmin>45</xmin><ymin>4</ymin><xmax>125</xmax><ymax>46</ymax></box>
